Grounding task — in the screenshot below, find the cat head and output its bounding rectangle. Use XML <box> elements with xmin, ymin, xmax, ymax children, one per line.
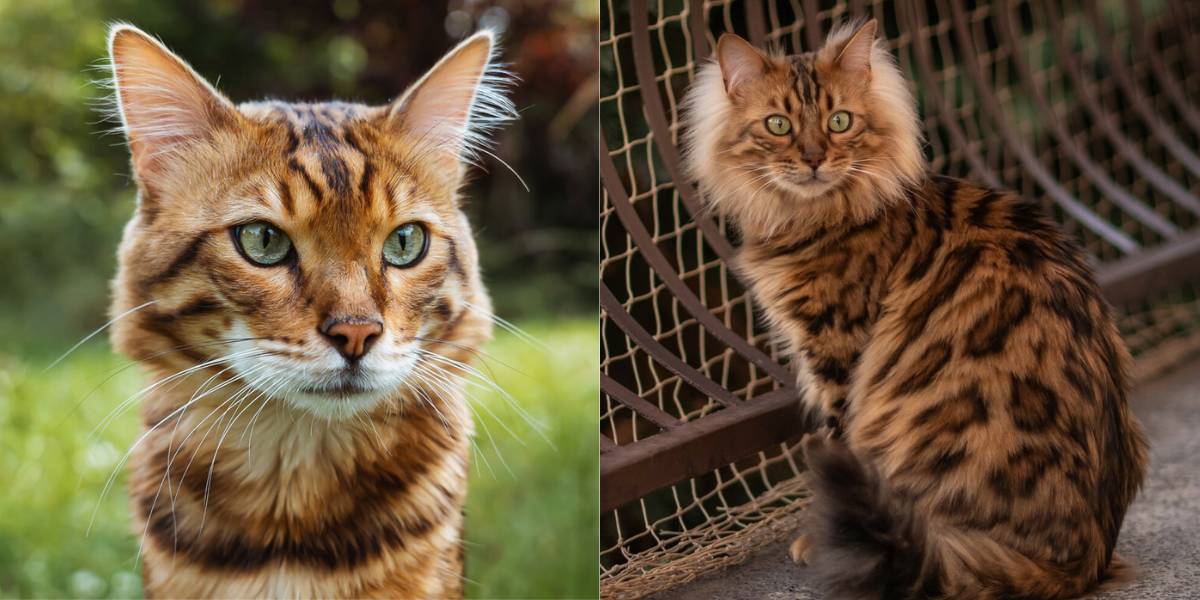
<box><xmin>682</xmin><ymin>20</ymin><xmax>924</xmax><ymax>238</ymax></box>
<box><xmin>105</xmin><ymin>24</ymin><xmax>513</xmax><ymax>419</ymax></box>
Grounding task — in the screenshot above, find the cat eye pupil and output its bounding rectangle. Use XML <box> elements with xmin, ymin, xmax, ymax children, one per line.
<box><xmin>234</xmin><ymin>222</ymin><xmax>293</xmax><ymax>266</ymax></box>
<box><xmin>383</xmin><ymin>222</ymin><xmax>429</xmax><ymax>268</ymax></box>
<box><xmin>765</xmin><ymin>115</ymin><xmax>791</xmax><ymax>136</ymax></box>
<box><xmin>829</xmin><ymin>111</ymin><xmax>852</xmax><ymax>132</ymax></box>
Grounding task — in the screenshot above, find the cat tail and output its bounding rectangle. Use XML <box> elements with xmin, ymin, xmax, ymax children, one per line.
<box><xmin>799</xmin><ymin>432</ymin><xmax>1124</xmax><ymax>600</ymax></box>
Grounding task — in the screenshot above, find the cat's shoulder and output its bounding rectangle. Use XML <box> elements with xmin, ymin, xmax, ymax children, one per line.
<box><xmin>921</xmin><ymin>174</ymin><xmax>1060</xmax><ymax>237</ymax></box>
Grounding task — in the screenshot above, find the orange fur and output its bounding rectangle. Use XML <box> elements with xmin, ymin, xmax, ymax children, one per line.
<box><xmin>106</xmin><ymin>24</ymin><xmax>512</xmax><ymax>597</ymax></box>
<box><xmin>683</xmin><ymin>21</ymin><xmax>1148</xmax><ymax>599</ymax></box>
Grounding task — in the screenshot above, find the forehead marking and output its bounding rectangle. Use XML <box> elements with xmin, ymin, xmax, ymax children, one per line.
<box><xmin>297</xmin><ymin>107</ymin><xmax>353</xmax><ymax>200</ymax></box>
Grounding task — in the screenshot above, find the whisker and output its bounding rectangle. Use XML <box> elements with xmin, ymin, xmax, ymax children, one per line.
<box><xmin>44</xmin><ymin>300</ymin><xmax>156</xmax><ymax>372</ymax></box>
<box><xmin>461</xmin><ymin>301</ymin><xmax>549</xmax><ymax>353</ymax></box>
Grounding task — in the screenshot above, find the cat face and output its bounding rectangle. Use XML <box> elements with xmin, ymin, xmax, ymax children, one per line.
<box><xmin>683</xmin><ymin>20</ymin><xmax>924</xmax><ymax>236</ymax></box>
<box><xmin>106</xmin><ymin>25</ymin><xmax>511</xmax><ymax>418</ymax></box>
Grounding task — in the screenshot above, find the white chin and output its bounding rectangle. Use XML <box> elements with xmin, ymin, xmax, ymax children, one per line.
<box><xmin>284</xmin><ymin>388</ymin><xmax>396</xmax><ymax>420</ymax></box>
<box><xmin>777</xmin><ymin>178</ymin><xmax>836</xmax><ymax>199</ymax></box>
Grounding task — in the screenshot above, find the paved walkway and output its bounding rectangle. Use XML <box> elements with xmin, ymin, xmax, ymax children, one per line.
<box><xmin>655</xmin><ymin>358</ymin><xmax>1200</xmax><ymax>599</ymax></box>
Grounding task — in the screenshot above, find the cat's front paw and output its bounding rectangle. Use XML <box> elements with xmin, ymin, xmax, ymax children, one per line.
<box><xmin>788</xmin><ymin>533</ymin><xmax>814</xmax><ymax>565</ymax></box>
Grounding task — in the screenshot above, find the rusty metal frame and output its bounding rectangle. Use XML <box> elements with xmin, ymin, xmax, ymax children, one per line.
<box><xmin>601</xmin><ymin>0</ymin><xmax>1200</xmax><ymax>515</ymax></box>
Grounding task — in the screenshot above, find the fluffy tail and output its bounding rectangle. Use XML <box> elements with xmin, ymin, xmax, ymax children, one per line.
<box><xmin>798</xmin><ymin>433</ymin><xmax>1128</xmax><ymax>600</ymax></box>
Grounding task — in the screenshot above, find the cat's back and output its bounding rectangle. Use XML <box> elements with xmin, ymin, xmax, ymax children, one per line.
<box><xmin>850</xmin><ymin>173</ymin><xmax>1148</xmax><ymax>572</ymax></box>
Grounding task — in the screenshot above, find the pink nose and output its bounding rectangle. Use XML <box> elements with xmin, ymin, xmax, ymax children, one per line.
<box><xmin>320</xmin><ymin>319</ymin><xmax>383</xmax><ymax>361</ymax></box>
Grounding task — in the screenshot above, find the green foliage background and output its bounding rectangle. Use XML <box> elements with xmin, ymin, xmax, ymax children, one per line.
<box><xmin>0</xmin><ymin>0</ymin><xmax>599</xmax><ymax>598</ymax></box>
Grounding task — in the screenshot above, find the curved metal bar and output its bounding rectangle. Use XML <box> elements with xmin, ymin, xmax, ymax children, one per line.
<box><xmin>897</xmin><ymin>1</ymin><xmax>1006</xmax><ymax>190</ymax></box>
<box><xmin>1098</xmin><ymin>229</ymin><xmax>1200</xmax><ymax>306</ymax></box>
<box><xmin>600</xmin><ymin>385</ymin><xmax>803</xmax><ymax>513</ymax></box>
<box><xmin>927</xmin><ymin>0</ymin><xmax>1140</xmax><ymax>253</ymax></box>
<box><xmin>688</xmin><ymin>0</ymin><xmax>710</xmax><ymax>63</ymax></box>
<box><xmin>1038</xmin><ymin>2</ymin><xmax>1200</xmax><ymax>216</ymax></box>
<box><xmin>629</xmin><ymin>0</ymin><xmax>737</xmax><ymax>261</ymax></box>
<box><xmin>745</xmin><ymin>0</ymin><xmax>767</xmax><ymax>46</ymax></box>
<box><xmin>988</xmin><ymin>0</ymin><xmax>1177</xmax><ymax>236</ymax></box>
<box><xmin>601</xmin><ymin>137</ymin><xmax>794</xmax><ymax>384</ymax></box>
<box><xmin>1126</xmin><ymin>0</ymin><xmax>1200</xmax><ymax>138</ymax></box>
<box><xmin>601</xmin><ymin>284</ymin><xmax>743</xmax><ymax>408</ymax></box>
<box><xmin>1083</xmin><ymin>1</ymin><xmax>1200</xmax><ymax>180</ymax></box>
<box><xmin>802</xmin><ymin>0</ymin><xmax>822</xmax><ymax>50</ymax></box>
<box><xmin>601</xmin><ymin>373</ymin><xmax>681</xmax><ymax>430</ymax></box>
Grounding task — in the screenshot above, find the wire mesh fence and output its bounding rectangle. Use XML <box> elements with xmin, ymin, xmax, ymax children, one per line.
<box><xmin>600</xmin><ymin>1</ymin><xmax>1200</xmax><ymax>597</ymax></box>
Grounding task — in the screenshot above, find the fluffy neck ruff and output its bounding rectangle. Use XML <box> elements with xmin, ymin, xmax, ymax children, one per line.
<box><xmin>681</xmin><ymin>24</ymin><xmax>926</xmax><ymax>244</ymax></box>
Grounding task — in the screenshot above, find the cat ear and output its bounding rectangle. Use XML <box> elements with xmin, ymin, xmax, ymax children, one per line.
<box><xmin>108</xmin><ymin>24</ymin><xmax>239</xmax><ymax>188</ymax></box>
<box><xmin>832</xmin><ymin>19</ymin><xmax>877</xmax><ymax>76</ymax></box>
<box><xmin>716</xmin><ymin>33</ymin><xmax>769</xmax><ymax>95</ymax></box>
<box><xmin>386</xmin><ymin>30</ymin><xmax>515</xmax><ymax>169</ymax></box>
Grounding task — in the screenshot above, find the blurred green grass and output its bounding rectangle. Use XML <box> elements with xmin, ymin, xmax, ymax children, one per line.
<box><xmin>0</xmin><ymin>319</ymin><xmax>598</xmax><ymax>599</ymax></box>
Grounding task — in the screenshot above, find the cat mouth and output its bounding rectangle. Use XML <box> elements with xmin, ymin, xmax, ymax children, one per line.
<box><xmin>777</xmin><ymin>172</ymin><xmax>836</xmax><ymax>195</ymax></box>
<box><xmin>298</xmin><ymin>371</ymin><xmax>375</xmax><ymax>398</ymax></box>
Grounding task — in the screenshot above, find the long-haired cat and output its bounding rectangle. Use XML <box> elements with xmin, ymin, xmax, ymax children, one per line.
<box><xmin>105</xmin><ymin>23</ymin><xmax>512</xmax><ymax>597</ymax></box>
<box><xmin>682</xmin><ymin>19</ymin><xmax>1148</xmax><ymax>599</ymax></box>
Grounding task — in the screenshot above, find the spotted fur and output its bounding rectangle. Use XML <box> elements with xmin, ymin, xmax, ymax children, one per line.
<box><xmin>105</xmin><ymin>23</ymin><xmax>513</xmax><ymax>597</ymax></box>
<box><xmin>682</xmin><ymin>20</ymin><xmax>1148</xmax><ymax>599</ymax></box>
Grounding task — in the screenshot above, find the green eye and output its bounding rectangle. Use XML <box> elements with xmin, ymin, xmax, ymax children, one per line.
<box><xmin>765</xmin><ymin>115</ymin><xmax>792</xmax><ymax>135</ymax></box>
<box><xmin>383</xmin><ymin>223</ymin><xmax>428</xmax><ymax>268</ymax></box>
<box><xmin>829</xmin><ymin>111</ymin><xmax>852</xmax><ymax>133</ymax></box>
<box><xmin>234</xmin><ymin>222</ymin><xmax>292</xmax><ymax>266</ymax></box>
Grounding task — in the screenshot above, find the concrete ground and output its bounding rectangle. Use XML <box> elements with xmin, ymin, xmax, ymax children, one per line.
<box><xmin>655</xmin><ymin>357</ymin><xmax>1200</xmax><ymax>599</ymax></box>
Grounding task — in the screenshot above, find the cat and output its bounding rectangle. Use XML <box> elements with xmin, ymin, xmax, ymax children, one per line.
<box><xmin>681</xmin><ymin>19</ymin><xmax>1148</xmax><ymax>599</ymax></box>
<box><xmin>105</xmin><ymin>23</ymin><xmax>512</xmax><ymax>598</ymax></box>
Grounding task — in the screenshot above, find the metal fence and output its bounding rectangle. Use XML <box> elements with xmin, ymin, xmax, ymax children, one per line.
<box><xmin>600</xmin><ymin>1</ymin><xmax>1200</xmax><ymax>597</ymax></box>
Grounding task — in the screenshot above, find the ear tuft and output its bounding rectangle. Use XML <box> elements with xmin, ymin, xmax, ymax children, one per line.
<box><xmin>387</xmin><ymin>30</ymin><xmax>517</xmax><ymax>169</ymax></box>
<box><xmin>716</xmin><ymin>33</ymin><xmax>768</xmax><ymax>94</ymax></box>
<box><xmin>107</xmin><ymin>23</ymin><xmax>237</xmax><ymax>186</ymax></box>
<box><xmin>832</xmin><ymin>19</ymin><xmax>877</xmax><ymax>76</ymax></box>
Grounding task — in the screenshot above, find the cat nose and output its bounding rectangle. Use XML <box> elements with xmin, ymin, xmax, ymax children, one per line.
<box><xmin>800</xmin><ymin>152</ymin><xmax>825</xmax><ymax>169</ymax></box>
<box><xmin>319</xmin><ymin>317</ymin><xmax>383</xmax><ymax>361</ymax></box>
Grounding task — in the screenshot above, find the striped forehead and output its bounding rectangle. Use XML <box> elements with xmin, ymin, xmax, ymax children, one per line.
<box><xmin>781</xmin><ymin>54</ymin><xmax>834</xmax><ymax>114</ymax></box>
<box><xmin>258</xmin><ymin>102</ymin><xmax>417</xmax><ymax>228</ymax></box>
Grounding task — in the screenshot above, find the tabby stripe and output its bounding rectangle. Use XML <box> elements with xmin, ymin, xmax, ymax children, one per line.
<box><xmin>289</xmin><ymin>157</ymin><xmax>324</xmax><ymax>203</ymax></box>
<box><xmin>928</xmin><ymin>448</ymin><xmax>967</xmax><ymax>474</ymax></box>
<box><xmin>963</xmin><ymin>287</ymin><xmax>1032</xmax><ymax>356</ymax></box>
<box><xmin>938</xmin><ymin>176</ymin><xmax>958</xmax><ymax>229</ymax></box>
<box><xmin>1062</xmin><ymin>353</ymin><xmax>1093</xmax><ymax>400</ymax></box>
<box><xmin>768</xmin><ymin>226</ymin><xmax>831</xmax><ymax>258</ymax></box>
<box><xmin>800</xmin><ymin>305</ymin><xmax>836</xmax><ymax>336</ymax></box>
<box><xmin>903</xmin><ymin>244</ymin><xmax>985</xmax><ymax>338</ymax></box>
<box><xmin>445</xmin><ymin>239</ymin><xmax>463</xmax><ymax>278</ymax></box>
<box><xmin>359</xmin><ymin>158</ymin><xmax>375</xmax><ymax>199</ymax></box>
<box><xmin>342</xmin><ymin>128</ymin><xmax>375</xmax><ymax>199</ymax></box>
<box><xmin>171</xmin><ymin>296</ymin><xmax>222</xmax><ymax>318</ymax></box>
<box><xmin>1006</xmin><ymin>238</ymin><xmax>1046</xmax><ymax>271</ymax></box>
<box><xmin>903</xmin><ymin>213</ymin><xmax>944</xmax><ymax>283</ymax></box>
<box><xmin>140</xmin><ymin>490</ymin><xmax>454</xmax><ymax>571</ymax></box>
<box><xmin>894</xmin><ymin>340</ymin><xmax>953</xmax><ymax>395</ymax></box>
<box><xmin>968</xmin><ymin>191</ymin><xmax>999</xmax><ymax>226</ymax></box>
<box><xmin>278</xmin><ymin>177</ymin><xmax>295</xmax><ymax>216</ymax></box>
<box><xmin>1009</xmin><ymin>375</ymin><xmax>1060</xmax><ymax>431</ymax></box>
<box><xmin>319</xmin><ymin>151</ymin><xmax>352</xmax><ymax>198</ymax></box>
<box><xmin>140</xmin><ymin>233</ymin><xmax>209</xmax><ymax>290</ymax></box>
<box><xmin>811</xmin><ymin>355</ymin><xmax>850</xmax><ymax>385</ymax></box>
